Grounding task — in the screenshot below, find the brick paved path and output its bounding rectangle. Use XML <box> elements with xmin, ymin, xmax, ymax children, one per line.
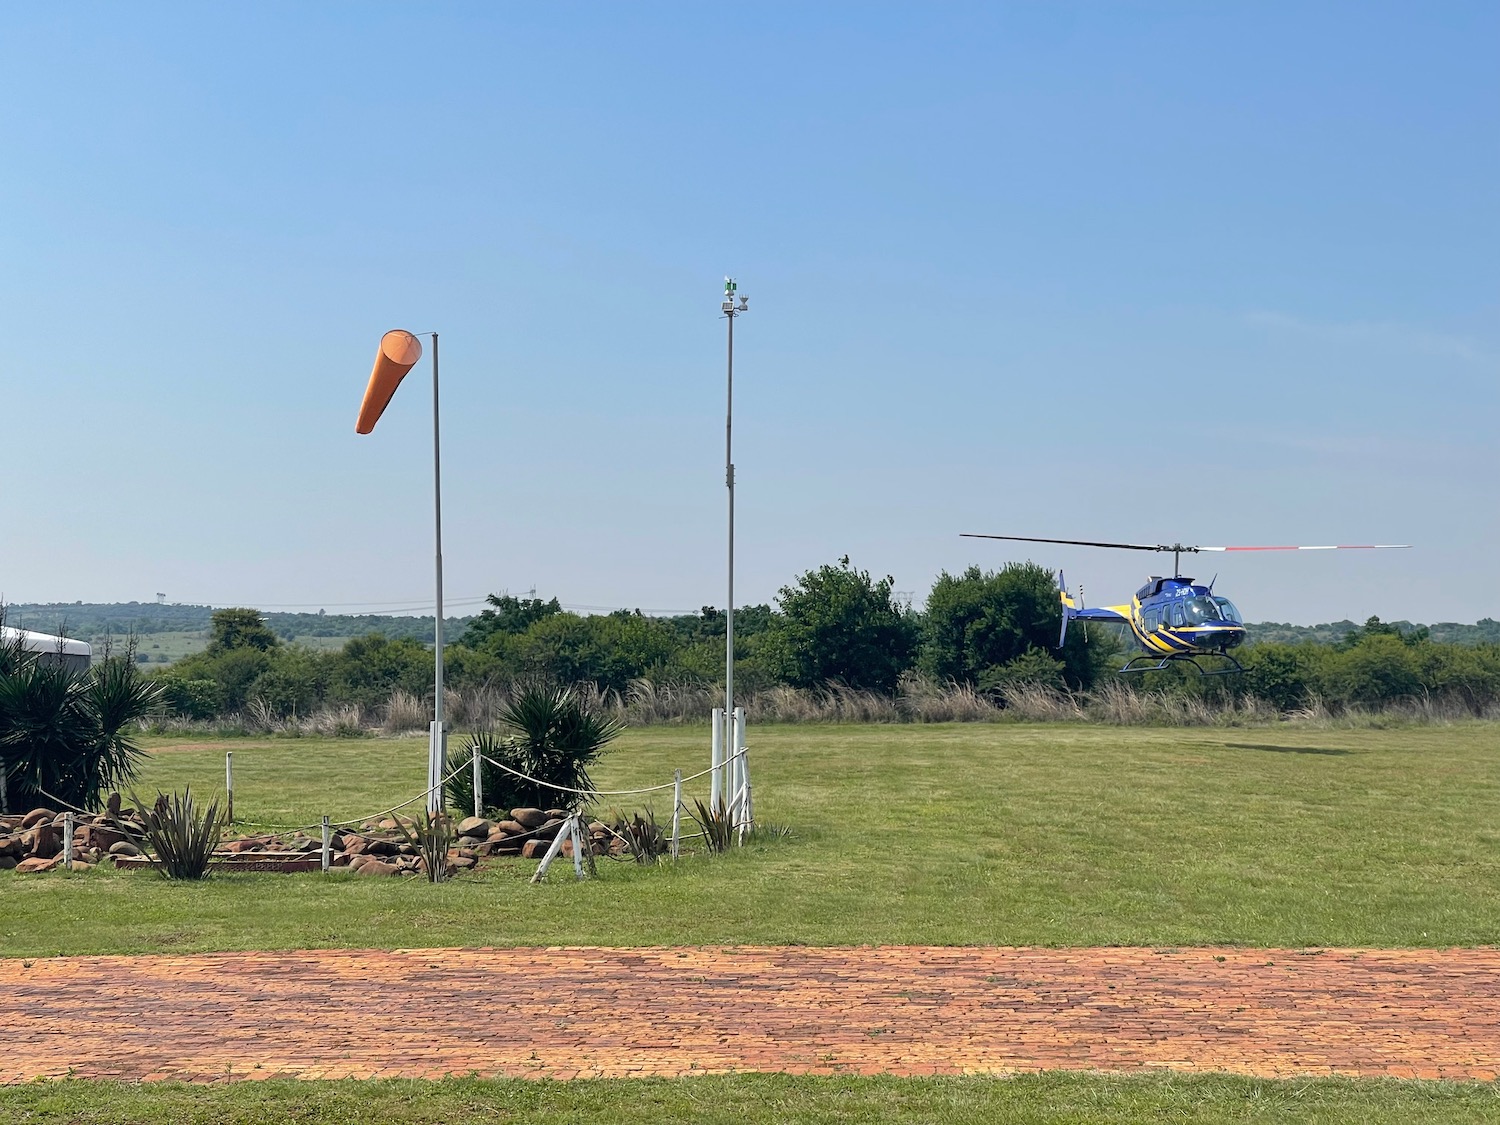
<box><xmin>1</xmin><ymin>946</ymin><xmax>1496</xmax><ymax>1083</ymax></box>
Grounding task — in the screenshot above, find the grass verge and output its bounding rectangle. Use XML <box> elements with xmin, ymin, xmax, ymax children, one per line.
<box><xmin>3</xmin><ymin>723</ymin><xmax>1498</xmax><ymax>956</ymax></box>
<box><xmin>3</xmin><ymin>1073</ymin><xmax>1500</xmax><ymax>1125</ymax></box>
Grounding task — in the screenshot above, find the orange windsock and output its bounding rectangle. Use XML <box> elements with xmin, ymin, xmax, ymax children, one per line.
<box><xmin>356</xmin><ymin>330</ymin><xmax>424</xmax><ymax>434</ymax></box>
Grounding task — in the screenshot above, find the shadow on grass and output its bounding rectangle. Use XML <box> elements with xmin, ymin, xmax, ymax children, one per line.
<box><xmin>1221</xmin><ymin>742</ymin><xmax>1354</xmax><ymax>757</ymax></box>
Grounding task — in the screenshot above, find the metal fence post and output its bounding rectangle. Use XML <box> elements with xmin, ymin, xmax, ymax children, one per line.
<box><xmin>321</xmin><ymin>815</ymin><xmax>332</xmax><ymax>873</ymax></box>
<box><xmin>671</xmin><ymin>768</ymin><xmax>682</xmax><ymax>860</ymax></box>
<box><xmin>225</xmin><ymin>752</ymin><xmax>234</xmax><ymax>824</ymax></box>
<box><xmin>63</xmin><ymin>812</ymin><xmax>74</xmax><ymax>870</ymax></box>
<box><xmin>710</xmin><ymin>707</ymin><xmax>723</xmax><ymax>811</ymax></box>
<box><xmin>472</xmin><ymin>744</ymin><xmax>483</xmax><ymax>819</ymax></box>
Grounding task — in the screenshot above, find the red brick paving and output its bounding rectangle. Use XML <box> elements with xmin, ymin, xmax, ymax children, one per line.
<box><xmin>1</xmin><ymin>946</ymin><xmax>1496</xmax><ymax>1083</ymax></box>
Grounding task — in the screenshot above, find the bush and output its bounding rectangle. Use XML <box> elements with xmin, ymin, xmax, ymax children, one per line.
<box><xmin>131</xmin><ymin>787</ymin><xmax>225</xmax><ymax>880</ymax></box>
<box><xmin>447</xmin><ymin>683</ymin><xmax>622</xmax><ymax>815</ymax></box>
<box><xmin>0</xmin><ymin>644</ymin><xmax>161</xmax><ymax>812</ymax></box>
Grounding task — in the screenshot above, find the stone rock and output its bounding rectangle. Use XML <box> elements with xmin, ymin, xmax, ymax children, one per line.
<box><xmin>494</xmin><ymin>819</ymin><xmax>526</xmax><ymax>836</ymax></box>
<box><xmin>510</xmin><ymin>808</ymin><xmax>547</xmax><ymax>829</ymax></box>
<box><xmin>343</xmin><ymin>836</ymin><xmax>368</xmax><ymax>856</ymax></box>
<box><xmin>62</xmin><ymin>860</ymin><xmax>93</xmax><ymax>872</ymax></box>
<box><xmin>20</xmin><ymin>808</ymin><xmax>51</xmax><ymax>830</ymax></box>
<box><xmin>378</xmin><ymin>817</ymin><xmax>399</xmax><ymax>830</ymax></box>
<box><xmin>83</xmin><ymin>825</ymin><xmax>126</xmax><ymax>850</ymax></box>
<box><xmin>456</xmin><ymin>816</ymin><xmax>492</xmax><ymax>839</ymax></box>
<box><xmin>109</xmin><ymin>840</ymin><xmax>142</xmax><ymax>857</ymax></box>
<box><xmin>491</xmin><ymin>844</ymin><xmax>522</xmax><ymax>857</ymax></box>
<box><xmin>364</xmin><ymin>838</ymin><xmax>400</xmax><ymax>857</ymax></box>
<box><xmin>0</xmin><ymin>857</ymin><xmax>14</xmax><ymax>870</ymax></box>
<box><xmin>544</xmin><ymin>808</ymin><xmax>570</xmax><ymax>820</ymax></box>
<box><xmin>354</xmin><ymin>859</ymin><xmax>402</xmax><ymax>877</ymax></box>
<box><xmin>27</xmin><ymin>825</ymin><xmax>62</xmax><ymax>860</ymax></box>
<box><xmin>16</xmin><ymin>855</ymin><xmax>61</xmax><ymax>874</ymax></box>
<box><xmin>0</xmin><ymin>835</ymin><xmax>22</xmax><ymax>859</ymax></box>
<box><xmin>449</xmin><ymin>854</ymin><xmax>476</xmax><ymax>870</ymax></box>
<box><xmin>536</xmin><ymin>818</ymin><xmax>565</xmax><ymax>840</ymax></box>
<box><xmin>520</xmin><ymin>838</ymin><xmax>551</xmax><ymax>860</ymax></box>
<box><xmin>51</xmin><ymin>812</ymin><xmax>70</xmax><ymax>827</ymax></box>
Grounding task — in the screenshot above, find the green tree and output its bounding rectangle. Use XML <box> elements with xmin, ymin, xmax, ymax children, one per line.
<box><xmin>458</xmin><ymin>594</ymin><xmax>563</xmax><ymax>648</ymax></box>
<box><xmin>208</xmin><ymin>608</ymin><xmax>280</xmax><ymax>653</ymax></box>
<box><xmin>325</xmin><ymin>634</ymin><xmax>431</xmax><ymax>711</ymax></box>
<box><xmin>921</xmin><ymin>563</ymin><xmax>1104</xmax><ymax>690</ymax></box>
<box><xmin>762</xmin><ymin>557</ymin><xmax>919</xmax><ymax>693</ymax></box>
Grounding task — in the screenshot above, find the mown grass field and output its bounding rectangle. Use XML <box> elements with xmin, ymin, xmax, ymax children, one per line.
<box><xmin>4</xmin><ymin>1073</ymin><xmax>1500</xmax><ymax>1125</ymax></box>
<box><xmin>3</xmin><ymin>722</ymin><xmax>1498</xmax><ymax>956</ymax></box>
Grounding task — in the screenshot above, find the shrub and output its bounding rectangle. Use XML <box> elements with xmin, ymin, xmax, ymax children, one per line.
<box><xmin>607</xmin><ymin>808</ymin><xmax>669</xmax><ymax>864</ymax></box>
<box><xmin>0</xmin><ymin>644</ymin><xmax>161</xmax><ymax>812</ymax></box>
<box><xmin>447</xmin><ymin>683</ymin><xmax>622</xmax><ymax>815</ymax></box>
<box><xmin>131</xmin><ymin>787</ymin><xmax>225</xmax><ymax>880</ymax></box>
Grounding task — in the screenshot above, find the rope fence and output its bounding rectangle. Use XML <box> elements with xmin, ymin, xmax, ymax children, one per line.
<box><xmin>19</xmin><ymin>729</ymin><xmax>757</xmax><ymax>879</ymax></box>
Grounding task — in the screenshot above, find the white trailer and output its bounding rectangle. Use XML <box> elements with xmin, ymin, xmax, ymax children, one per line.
<box><xmin>1</xmin><ymin>626</ymin><xmax>92</xmax><ymax>673</ymax></box>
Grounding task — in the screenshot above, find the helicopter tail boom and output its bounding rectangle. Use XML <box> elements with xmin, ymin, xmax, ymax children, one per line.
<box><xmin>1057</xmin><ymin>572</ymin><xmax>1128</xmax><ymax>648</ymax></box>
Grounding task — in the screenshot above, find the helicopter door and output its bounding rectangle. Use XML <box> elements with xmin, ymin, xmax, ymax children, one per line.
<box><xmin>1170</xmin><ymin>604</ymin><xmax>1186</xmax><ymax>628</ymax></box>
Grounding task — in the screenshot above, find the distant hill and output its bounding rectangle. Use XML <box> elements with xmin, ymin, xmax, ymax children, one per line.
<box><xmin>1245</xmin><ymin>618</ymin><xmax>1500</xmax><ymax>646</ymax></box>
<box><xmin>1</xmin><ymin>602</ymin><xmax>472</xmax><ymax>656</ymax></box>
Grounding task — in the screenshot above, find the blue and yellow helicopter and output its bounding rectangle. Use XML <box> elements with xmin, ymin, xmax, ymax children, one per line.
<box><xmin>961</xmin><ymin>534</ymin><xmax>1412</xmax><ymax>675</ymax></box>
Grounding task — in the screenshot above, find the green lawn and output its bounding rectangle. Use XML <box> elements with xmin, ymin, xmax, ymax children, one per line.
<box><xmin>3</xmin><ymin>1073</ymin><xmax>1499</xmax><ymax>1125</ymax></box>
<box><xmin>3</xmin><ymin>722</ymin><xmax>1499</xmax><ymax>957</ymax></box>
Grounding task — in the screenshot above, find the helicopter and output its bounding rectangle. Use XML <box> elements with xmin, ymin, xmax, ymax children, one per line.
<box><xmin>960</xmin><ymin>534</ymin><xmax>1412</xmax><ymax>675</ymax></box>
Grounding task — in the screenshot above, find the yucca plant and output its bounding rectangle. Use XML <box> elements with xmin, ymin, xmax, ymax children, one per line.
<box><xmin>130</xmin><ymin>787</ymin><xmax>225</xmax><ymax>880</ymax></box>
<box><xmin>395</xmin><ymin>808</ymin><xmax>454</xmax><ymax>882</ymax></box>
<box><xmin>0</xmin><ymin>631</ymin><xmax>161</xmax><ymax>813</ymax></box>
<box><xmin>691</xmin><ymin>798</ymin><xmax>735</xmax><ymax>855</ymax></box>
<box><xmin>449</xmin><ymin>683</ymin><xmax>622</xmax><ymax>815</ymax></box>
<box><xmin>608</xmin><ymin>808</ymin><xmax>669</xmax><ymax>864</ymax></box>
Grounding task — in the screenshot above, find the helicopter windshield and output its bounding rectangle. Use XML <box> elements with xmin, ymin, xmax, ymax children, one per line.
<box><xmin>1182</xmin><ymin>597</ymin><xmax>1224</xmax><ymax>625</ymax></box>
<box><xmin>1214</xmin><ymin>597</ymin><xmax>1243</xmax><ymax>624</ymax></box>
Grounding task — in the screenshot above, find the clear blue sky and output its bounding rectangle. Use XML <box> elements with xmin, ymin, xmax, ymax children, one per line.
<box><xmin>2</xmin><ymin>3</ymin><xmax>1495</xmax><ymax>623</ymax></box>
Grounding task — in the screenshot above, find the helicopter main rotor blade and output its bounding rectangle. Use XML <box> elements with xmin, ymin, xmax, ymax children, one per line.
<box><xmin>1195</xmin><ymin>544</ymin><xmax>1413</xmax><ymax>552</ymax></box>
<box><xmin>961</xmin><ymin>534</ymin><xmax>1171</xmax><ymax>552</ymax></box>
<box><xmin>962</xmin><ymin>535</ymin><xmax>1414</xmax><ymax>555</ymax></box>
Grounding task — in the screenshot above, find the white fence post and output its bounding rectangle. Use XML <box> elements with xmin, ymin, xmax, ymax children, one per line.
<box><xmin>732</xmin><ymin>706</ymin><xmax>748</xmax><ymax>830</ymax></box>
<box><xmin>63</xmin><ymin>812</ymin><xmax>74</xmax><ymax>870</ymax></box>
<box><xmin>225</xmin><ymin>752</ymin><xmax>234</xmax><ymax>824</ymax></box>
<box><xmin>710</xmin><ymin>707</ymin><xmax>724</xmax><ymax>811</ymax></box>
<box><xmin>472</xmin><ymin>744</ymin><xmax>483</xmax><ymax>819</ymax></box>
<box><xmin>530</xmin><ymin>818</ymin><xmax>571</xmax><ymax>884</ymax></box>
<box><xmin>671</xmin><ymin>768</ymin><xmax>682</xmax><ymax>861</ymax></box>
<box><xmin>321</xmin><ymin>815</ymin><xmax>332</xmax><ymax>873</ymax></box>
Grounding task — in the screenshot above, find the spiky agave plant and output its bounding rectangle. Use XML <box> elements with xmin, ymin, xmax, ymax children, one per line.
<box><xmin>607</xmin><ymin>808</ymin><xmax>669</xmax><ymax>864</ymax></box>
<box><xmin>395</xmin><ymin>808</ymin><xmax>455</xmax><ymax>883</ymax></box>
<box><xmin>132</xmin><ymin>787</ymin><xmax>225</xmax><ymax>880</ymax></box>
<box><xmin>691</xmin><ymin>798</ymin><xmax>735</xmax><ymax>855</ymax></box>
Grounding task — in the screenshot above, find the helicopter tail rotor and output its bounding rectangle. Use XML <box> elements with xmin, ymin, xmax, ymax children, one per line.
<box><xmin>1057</xmin><ymin>571</ymin><xmax>1076</xmax><ymax>649</ymax></box>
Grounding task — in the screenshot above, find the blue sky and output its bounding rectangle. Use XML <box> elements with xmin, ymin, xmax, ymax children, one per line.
<box><xmin>1</xmin><ymin>3</ymin><xmax>1495</xmax><ymax>623</ymax></box>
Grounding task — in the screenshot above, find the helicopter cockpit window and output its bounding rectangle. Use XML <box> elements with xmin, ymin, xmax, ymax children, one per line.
<box><xmin>1170</xmin><ymin>604</ymin><xmax>1186</xmax><ymax>628</ymax></box>
<box><xmin>1213</xmin><ymin>597</ymin><xmax>1243</xmax><ymax>624</ymax></box>
<box><xmin>1182</xmin><ymin>597</ymin><xmax>1224</xmax><ymax>625</ymax></box>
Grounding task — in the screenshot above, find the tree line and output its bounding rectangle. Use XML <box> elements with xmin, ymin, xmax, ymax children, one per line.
<box><xmin>153</xmin><ymin>559</ymin><xmax>1500</xmax><ymax>721</ymax></box>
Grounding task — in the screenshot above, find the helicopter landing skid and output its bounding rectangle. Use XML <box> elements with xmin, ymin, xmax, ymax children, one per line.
<box><xmin>1118</xmin><ymin>652</ymin><xmax>1245</xmax><ymax>677</ymax></box>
